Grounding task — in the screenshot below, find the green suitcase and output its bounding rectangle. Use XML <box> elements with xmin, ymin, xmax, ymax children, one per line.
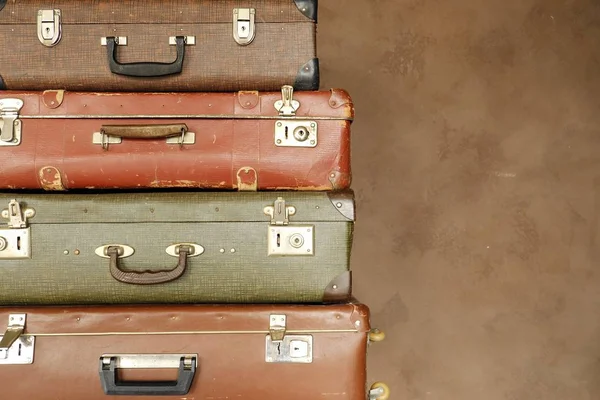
<box><xmin>0</xmin><ymin>191</ymin><xmax>354</xmax><ymax>304</ymax></box>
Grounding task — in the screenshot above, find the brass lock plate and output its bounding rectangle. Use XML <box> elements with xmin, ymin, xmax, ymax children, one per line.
<box><xmin>274</xmin><ymin>121</ymin><xmax>317</xmax><ymax>148</ymax></box>
<box><xmin>0</xmin><ymin>228</ymin><xmax>31</xmax><ymax>259</ymax></box>
<box><xmin>267</xmin><ymin>225</ymin><xmax>314</xmax><ymax>256</ymax></box>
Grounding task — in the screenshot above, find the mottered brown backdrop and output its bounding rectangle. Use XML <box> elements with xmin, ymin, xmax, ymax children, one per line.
<box><xmin>319</xmin><ymin>0</ymin><xmax>600</xmax><ymax>398</ymax></box>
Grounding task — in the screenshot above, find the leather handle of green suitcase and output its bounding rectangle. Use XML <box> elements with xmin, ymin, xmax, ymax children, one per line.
<box><xmin>105</xmin><ymin>36</ymin><xmax>185</xmax><ymax>77</ymax></box>
<box><xmin>101</xmin><ymin>124</ymin><xmax>188</xmax><ymax>139</ymax></box>
<box><xmin>107</xmin><ymin>245</ymin><xmax>190</xmax><ymax>285</ymax></box>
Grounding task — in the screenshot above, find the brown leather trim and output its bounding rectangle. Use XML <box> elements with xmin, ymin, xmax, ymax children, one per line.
<box><xmin>238</xmin><ymin>91</ymin><xmax>259</xmax><ymax>109</ymax></box>
<box><xmin>328</xmin><ymin>170</ymin><xmax>352</xmax><ymax>190</ymax></box>
<box><xmin>42</xmin><ymin>90</ymin><xmax>65</xmax><ymax>109</ymax></box>
<box><xmin>38</xmin><ymin>166</ymin><xmax>67</xmax><ymax>191</ymax></box>
<box><xmin>0</xmin><ymin>303</ymin><xmax>368</xmax><ymax>334</ymax></box>
<box><xmin>328</xmin><ymin>190</ymin><xmax>355</xmax><ymax>220</ymax></box>
<box><xmin>323</xmin><ymin>271</ymin><xmax>352</xmax><ymax>303</ymax></box>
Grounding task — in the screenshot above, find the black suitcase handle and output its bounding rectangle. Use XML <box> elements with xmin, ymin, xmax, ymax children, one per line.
<box><xmin>99</xmin><ymin>356</ymin><xmax>196</xmax><ymax>396</ymax></box>
<box><xmin>105</xmin><ymin>36</ymin><xmax>186</xmax><ymax>77</ymax></box>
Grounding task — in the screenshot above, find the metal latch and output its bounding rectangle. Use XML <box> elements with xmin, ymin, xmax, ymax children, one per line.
<box><xmin>265</xmin><ymin>314</ymin><xmax>312</xmax><ymax>363</ymax></box>
<box><xmin>0</xmin><ymin>99</ymin><xmax>24</xmax><ymax>146</ymax></box>
<box><xmin>37</xmin><ymin>9</ymin><xmax>62</xmax><ymax>47</ymax></box>
<box><xmin>274</xmin><ymin>85</ymin><xmax>300</xmax><ymax>116</ymax></box>
<box><xmin>274</xmin><ymin>86</ymin><xmax>317</xmax><ymax>147</ymax></box>
<box><xmin>0</xmin><ymin>200</ymin><xmax>34</xmax><ymax>259</ymax></box>
<box><xmin>233</xmin><ymin>8</ymin><xmax>256</xmax><ymax>45</ymax></box>
<box><xmin>0</xmin><ymin>314</ymin><xmax>34</xmax><ymax>364</ymax></box>
<box><xmin>264</xmin><ymin>197</ymin><xmax>314</xmax><ymax>256</ymax></box>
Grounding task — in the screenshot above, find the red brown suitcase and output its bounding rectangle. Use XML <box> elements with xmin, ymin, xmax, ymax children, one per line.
<box><xmin>0</xmin><ymin>86</ymin><xmax>352</xmax><ymax>190</ymax></box>
<box><xmin>0</xmin><ymin>303</ymin><xmax>389</xmax><ymax>400</ymax></box>
<box><xmin>0</xmin><ymin>0</ymin><xmax>319</xmax><ymax>92</ymax></box>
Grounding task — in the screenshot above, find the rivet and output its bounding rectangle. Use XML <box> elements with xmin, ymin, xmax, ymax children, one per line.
<box><xmin>76</xmin><ymin>317</ymin><xmax>80</xmax><ymax>321</ymax></box>
<box><xmin>63</xmin><ymin>250</ymin><xmax>69</xmax><ymax>255</ymax></box>
<box><xmin>246</xmin><ymin>101</ymin><xmax>251</xmax><ymax>106</ymax></box>
<box><xmin>220</xmin><ymin>248</ymin><xmax>225</xmax><ymax>253</ymax></box>
<box><xmin>307</xmin><ymin>249</ymin><xmax>311</xmax><ymax>252</ymax></box>
<box><xmin>333</xmin><ymin>285</ymin><xmax>338</xmax><ymax>289</ymax></box>
<box><xmin>330</xmin><ymin>173</ymin><xmax>336</xmax><ymax>178</ymax></box>
<box><xmin>355</xmin><ymin>321</ymin><xmax>361</xmax><ymax>326</ymax></box>
<box><xmin>276</xmin><ymin>139</ymin><xmax>282</xmax><ymax>144</ymax></box>
<box><xmin>150</xmin><ymin>208</ymin><xmax>155</xmax><ymax>213</ymax></box>
<box><xmin>46</xmin><ymin>168</ymin><xmax>52</xmax><ymax>173</ymax></box>
<box><xmin>74</xmin><ymin>250</ymin><xmax>80</xmax><ymax>255</ymax></box>
<box><xmin>215</xmin><ymin>207</ymin><xmax>220</xmax><ymax>212</ymax></box>
<box><xmin>277</xmin><ymin>122</ymin><xmax>282</xmax><ymax>127</ymax></box>
<box><xmin>230</xmin><ymin>248</ymin><xmax>236</xmax><ymax>253</ymax></box>
<box><xmin>126</xmin><ymin>317</ymin><xmax>130</xmax><ymax>321</ymax></box>
<box><xmin>336</xmin><ymin>202</ymin><xmax>343</xmax><ymax>208</ymax></box>
<box><xmin>310</xmin><ymin>140</ymin><xmax>315</xmax><ymax>145</ymax></box>
<box><xmin>315</xmin><ymin>206</ymin><xmax>320</xmax><ymax>209</ymax></box>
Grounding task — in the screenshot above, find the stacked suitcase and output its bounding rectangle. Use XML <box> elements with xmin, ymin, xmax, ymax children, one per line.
<box><xmin>0</xmin><ymin>1</ymin><xmax>389</xmax><ymax>399</ymax></box>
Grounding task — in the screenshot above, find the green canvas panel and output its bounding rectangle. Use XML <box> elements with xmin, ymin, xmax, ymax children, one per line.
<box><xmin>0</xmin><ymin>191</ymin><xmax>354</xmax><ymax>305</ymax></box>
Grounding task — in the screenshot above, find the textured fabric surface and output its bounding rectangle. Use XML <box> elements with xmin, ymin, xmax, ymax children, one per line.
<box><xmin>0</xmin><ymin>191</ymin><xmax>353</xmax><ymax>304</ymax></box>
<box><xmin>0</xmin><ymin>1</ymin><xmax>316</xmax><ymax>91</ymax></box>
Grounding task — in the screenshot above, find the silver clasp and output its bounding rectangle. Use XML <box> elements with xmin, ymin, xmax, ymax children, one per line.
<box><xmin>264</xmin><ymin>197</ymin><xmax>296</xmax><ymax>226</ymax></box>
<box><xmin>37</xmin><ymin>9</ymin><xmax>62</xmax><ymax>47</ymax></box>
<box><xmin>0</xmin><ymin>98</ymin><xmax>24</xmax><ymax>145</ymax></box>
<box><xmin>0</xmin><ymin>314</ymin><xmax>26</xmax><ymax>359</ymax></box>
<box><xmin>1</xmin><ymin>200</ymin><xmax>35</xmax><ymax>229</ymax></box>
<box><xmin>274</xmin><ymin>85</ymin><xmax>300</xmax><ymax>116</ymax></box>
<box><xmin>233</xmin><ymin>8</ymin><xmax>256</xmax><ymax>45</ymax></box>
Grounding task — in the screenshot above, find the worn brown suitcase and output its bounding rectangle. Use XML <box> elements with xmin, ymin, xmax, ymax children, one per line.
<box><xmin>0</xmin><ymin>86</ymin><xmax>352</xmax><ymax>190</ymax></box>
<box><xmin>0</xmin><ymin>302</ymin><xmax>389</xmax><ymax>400</ymax></box>
<box><xmin>0</xmin><ymin>0</ymin><xmax>319</xmax><ymax>91</ymax></box>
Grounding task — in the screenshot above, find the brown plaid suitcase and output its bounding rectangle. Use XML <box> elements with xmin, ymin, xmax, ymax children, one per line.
<box><xmin>0</xmin><ymin>0</ymin><xmax>319</xmax><ymax>91</ymax></box>
<box><xmin>0</xmin><ymin>302</ymin><xmax>389</xmax><ymax>400</ymax></box>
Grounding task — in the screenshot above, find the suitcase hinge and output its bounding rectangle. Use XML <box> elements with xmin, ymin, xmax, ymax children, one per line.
<box><xmin>266</xmin><ymin>314</ymin><xmax>313</xmax><ymax>363</ymax></box>
<box><xmin>264</xmin><ymin>197</ymin><xmax>315</xmax><ymax>256</ymax></box>
<box><xmin>0</xmin><ymin>98</ymin><xmax>24</xmax><ymax>146</ymax></box>
<box><xmin>37</xmin><ymin>9</ymin><xmax>62</xmax><ymax>47</ymax></box>
<box><xmin>233</xmin><ymin>8</ymin><xmax>256</xmax><ymax>45</ymax></box>
<box><xmin>274</xmin><ymin>86</ymin><xmax>317</xmax><ymax>147</ymax></box>
<box><xmin>0</xmin><ymin>200</ymin><xmax>34</xmax><ymax>259</ymax></box>
<box><xmin>0</xmin><ymin>314</ymin><xmax>35</xmax><ymax>364</ymax></box>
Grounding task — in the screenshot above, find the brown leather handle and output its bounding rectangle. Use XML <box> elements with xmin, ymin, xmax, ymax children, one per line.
<box><xmin>100</xmin><ymin>124</ymin><xmax>188</xmax><ymax>139</ymax></box>
<box><xmin>107</xmin><ymin>245</ymin><xmax>190</xmax><ymax>285</ymax></box>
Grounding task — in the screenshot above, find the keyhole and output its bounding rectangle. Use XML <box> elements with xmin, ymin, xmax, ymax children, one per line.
<box><xmin>16</xmin><ymin>236</ymin><xmax>20</xmax><ymax>250</ymax></box>
<box><xmin>277</xmin><ymin>233</ymin><xmax>281</xmax><ymax>247</ymax></box>
<box><xmin>241</xmin><ymin>26</ymin><xmax>246</xmax><ymax>32</ymax></box>
<box><xmin>17</xmin><ymin>343</ymin><xmax>22</xmax><ymax>356</ymax></box>
<box><xmin>46</xmin><ymin>27</ymin><xmax>50</xmax><ymax>34</ymax></box>
<box><xmin>285</xmin><ymin>126</ymin><xmax>289</xmax><ymax>139</ymax></box>
<box><xmin>276</xmin><ymin>342</ymin><xmax>282</xmax><ymax>355</ymax></box>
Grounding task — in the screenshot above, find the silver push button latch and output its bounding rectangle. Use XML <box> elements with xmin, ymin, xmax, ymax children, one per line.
<box><xmin>37</xmin><ymin>9</ymin><xmax>62</xmax><ymax>47</ymax></box>
<box><xmin>233</xmin><ymin>8</ymin><xmax>256</xmax><ymax>45</ymax></box>
<box><xmin>0</xmin><ymin>200</ymin><xmax>34</xmax><ymax>259</ymax></box>
<box><xmin>265</xmin><ymin>314</ymin><xmax>312</xmax><ymax>363</ymax></box>
<box><xmin>264</xmin><ymin>197</ymin><xmax>314</xmax><ymax>256</ymax></box>
<box><xmin>0</xmin><ymin>99</ymin><xmax>24</xmax><ymax>146</ymax></box>
<box><xmin>274</xmin><ymin>86</ymin><xmax>317</xmax><ymax>148</ymax></box>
